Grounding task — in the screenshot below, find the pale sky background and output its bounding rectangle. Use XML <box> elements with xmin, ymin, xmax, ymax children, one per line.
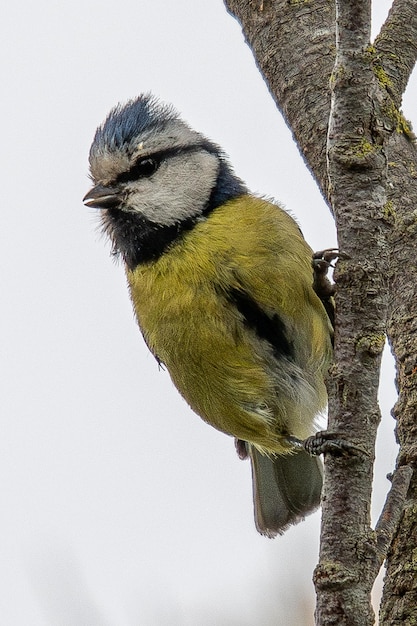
<box><xmin>1</xmin><ymin>1</ymin><xmax>415</xmax><ymax>625</ymax></box>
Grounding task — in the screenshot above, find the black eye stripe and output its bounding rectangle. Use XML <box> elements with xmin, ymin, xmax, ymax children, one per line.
<box><xmin>116</xmin><ymin>157</ymin><xmax>159</xmax><ymax>183</ymax></box>
<box><xmin>115</xmin><ymin>142</ymin><xmax>217</xmax><ymax>185</ymax></box>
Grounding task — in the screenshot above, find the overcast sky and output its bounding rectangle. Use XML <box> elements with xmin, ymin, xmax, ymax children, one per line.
<box><xmin>1</xmin><ymin>1</ymin><xmax>414</xmax><ymax>624</ymax></box>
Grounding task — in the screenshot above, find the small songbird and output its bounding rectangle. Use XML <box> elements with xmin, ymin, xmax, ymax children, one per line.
<box><xmin>83</xmin><ymin>94</ymin><xmax>333</xmax><ymax>537</ymax></box>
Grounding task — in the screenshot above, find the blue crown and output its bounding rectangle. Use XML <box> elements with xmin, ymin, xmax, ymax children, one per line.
<box><xmin>91</xmin><ymin>94</ymin><xmax>177</xmax><ymax>154</ymax></box>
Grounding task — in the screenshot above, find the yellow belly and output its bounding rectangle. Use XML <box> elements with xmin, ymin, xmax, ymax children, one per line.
<box><xmin>126</xmin><ymin>195</ymin><xmax>332</xmax><ymax>454</ymax></box>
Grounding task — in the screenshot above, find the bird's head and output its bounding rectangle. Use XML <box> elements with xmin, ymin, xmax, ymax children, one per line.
<box><xmin>83</xmin><ymin>94</ymin><xmax>246</xmax><ymax>267</ymax></box>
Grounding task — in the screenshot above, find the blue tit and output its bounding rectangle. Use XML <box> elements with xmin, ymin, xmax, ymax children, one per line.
<box><xmin>83</xmin><ymin>94</ymin><xmax>333</xmax><ymax>537</ymax></box>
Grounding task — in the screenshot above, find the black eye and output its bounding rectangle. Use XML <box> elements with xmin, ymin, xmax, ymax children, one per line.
<box><xmin>117</xmin><ymin>157</ymin><xmax>159</xmax><ymax>183</ymax></box>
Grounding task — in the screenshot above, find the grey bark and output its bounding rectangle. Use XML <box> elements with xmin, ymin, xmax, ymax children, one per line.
<box><xmin>223</xmin><ymin>0</ymin><xmax>417</xmax><ymax>623</ymax></box>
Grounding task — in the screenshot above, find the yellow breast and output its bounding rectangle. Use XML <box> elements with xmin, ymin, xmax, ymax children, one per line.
<box><xmin>126</xmin><ymin>195</ymin><xmax>332</xmax><ymax>453</ymax></box>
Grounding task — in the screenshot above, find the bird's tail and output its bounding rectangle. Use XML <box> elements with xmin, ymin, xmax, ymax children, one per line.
<box><xmin>247</xmin><ymin>444</ymin><xmax>323</xmax><ymax>538</ymax></box>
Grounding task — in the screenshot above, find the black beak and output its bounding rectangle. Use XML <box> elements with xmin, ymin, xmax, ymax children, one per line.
<box><xmin>83</xmin><ymin>184</ymin><xmax>122</xmax><ymax>209</ymax></box>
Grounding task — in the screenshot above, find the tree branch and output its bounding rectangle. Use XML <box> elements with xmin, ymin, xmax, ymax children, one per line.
<box><xmin>224</xmin><ymin>0</ymin><xmax>335</xmax><ymax>202</ymax></box>
<box><xmin>374</xmin><ymin>465</ymin><xmax>413</xmax><ymax>569</ymax></box>
<box><xmin>374</xmin><ymin>0</ymin><xmax>417</xmax><ymax>107</ymax></box>
<box><xmin>223</xmin><ymin>0</ymin><xmax>417</xmax><ymax>622</ymax></box>
<box><xmin>315</xmin><ymin>0</ymin><xmax>395</xmax><ymax>623</ymax></box>
<box><xmin>380</xmin><ymin>133</ymin><xmax>417</xmax><ymax>625</ymax></box>
<box><xmin>375</xmin><ymin>2</ymin><xmax>417</xmax><ymax>619</ymax></box>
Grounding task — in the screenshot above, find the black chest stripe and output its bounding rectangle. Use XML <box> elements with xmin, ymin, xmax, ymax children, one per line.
<box><xmin>228</xmin><ymin>288</ymin><xmax>294</xmax><ymax>360</ymax></box>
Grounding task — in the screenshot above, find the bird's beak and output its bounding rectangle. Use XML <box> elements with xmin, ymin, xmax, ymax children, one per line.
<box><xmin>83</xmin><ymin>184</ymin><xmax>122</xmax><ymax>209</ymax></box>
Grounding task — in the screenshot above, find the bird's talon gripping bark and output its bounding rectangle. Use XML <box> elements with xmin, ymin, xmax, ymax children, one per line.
<box><xmin>302</xmin><ymin>431</ymin><xmax>370</xmax><ymax>459</ymax></box>
<box><xmin>312</xmin><ymin>248</ymin><xmax>339</xmax><ymax>299</ymax></box>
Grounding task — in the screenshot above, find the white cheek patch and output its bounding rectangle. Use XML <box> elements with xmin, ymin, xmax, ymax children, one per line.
<box><xmin>127</xmin><ymin>150</ymin><xmax>219</xmax><ymax>226</ymax></box>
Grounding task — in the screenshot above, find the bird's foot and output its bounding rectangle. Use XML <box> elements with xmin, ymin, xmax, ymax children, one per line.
<box><xmin>312</xmin><ymin>248</ymin><xmax>338</xmax><ymax>299</ymax></box>
<box><xmin>235</xmin><ymin>438</ymin><xmax>249</xmax><ymax>460</ymax></box>
<box><xmin>288</xmin><ymin>431</ymin><xmax>370</xmax><ymax>459</ymax></box>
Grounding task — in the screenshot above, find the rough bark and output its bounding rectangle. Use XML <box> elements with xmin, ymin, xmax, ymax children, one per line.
<box><xmin>224</xmin><ymin>0</ymin><xmax>335</xmax><ymax>202</ymax></box>
<box><xmin>316</xmin><ymin>1</ymin><xmax>390</xmax><ymax>622</ymax></box>
<box><xmin>379</xmin><ymin>104</ymin><xmax>417</xmax><ymax>626</ymax></box>
<box><xmin>373</xmin><ymin>4</ymin><xmax>417</xmax><ymax>624</ymax></box>
<box><xmin>223</xmin><ymin>0</ymin><xmax>417</xmax><ymax>623</ymax></box>
<box><xmin>374</xmin><ymin>0</ymin><xmax>417</xmax><ymax>106</ymax></box>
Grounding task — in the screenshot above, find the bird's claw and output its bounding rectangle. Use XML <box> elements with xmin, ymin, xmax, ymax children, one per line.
<box><xmin>313</xmin><ymin>248</ymin><xmax>339</xmax><ymax>266</ymax></box>
<box><xmin>289</xmin><ymin>431</ymin><xmax>370</xmax><ymax>459</ymax></box>
<box><xmin>312</xmin><ymin>249</ymin><xmax>338</xmax><ymax>299</ymax></box>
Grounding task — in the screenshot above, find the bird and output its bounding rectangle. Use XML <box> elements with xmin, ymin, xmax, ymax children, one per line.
<box><xmin>83</xmin><ymin>94</ymin><xmax>333</xmax><ymax>537</ymax></box>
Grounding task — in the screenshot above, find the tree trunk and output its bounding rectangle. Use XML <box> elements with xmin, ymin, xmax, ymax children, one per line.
<box><xmin>223</xmin><ymin>0</ymin><xmax>417</xmax><ymax>623</ymax></box>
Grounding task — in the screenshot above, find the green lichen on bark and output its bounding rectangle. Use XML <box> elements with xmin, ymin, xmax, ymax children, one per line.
<box><xmin>356</xmin><ymin>334</ymin><xmax>385</xmax><ymax>357</ymax></box>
